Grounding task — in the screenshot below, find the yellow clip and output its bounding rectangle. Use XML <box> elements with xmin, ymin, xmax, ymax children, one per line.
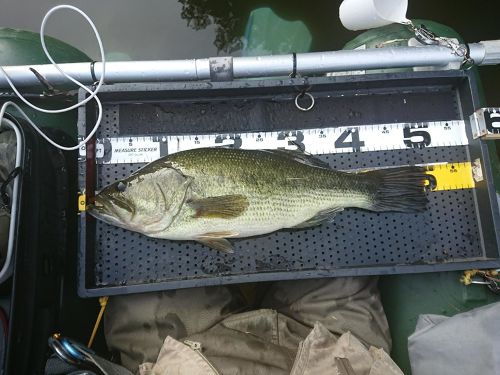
<box><xmin>78</xmin><ymin>193</ymin><xmax>86</xmax><ymax>211</ymax></box>
<box><xmin>424</xmin><ymin>162</ymin><xmax>475</xmax><ymax>191</ymax></box>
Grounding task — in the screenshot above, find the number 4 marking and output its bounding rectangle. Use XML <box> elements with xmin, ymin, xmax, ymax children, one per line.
<box><xmin>334</xmin><ymin>129</ymin><xmax>365</xmax><ymax>152</ymax></box>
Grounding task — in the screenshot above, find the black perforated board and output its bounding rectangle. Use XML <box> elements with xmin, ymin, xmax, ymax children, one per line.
<box><xmin>78</xmin><ymin>71</ymin><xmax>500</xmax><ymax>297</ymax></box>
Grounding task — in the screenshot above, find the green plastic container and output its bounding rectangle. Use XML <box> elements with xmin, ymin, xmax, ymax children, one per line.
<box><xmin>243</xmin><ymin>7</ymin><xmax>311</xmax><ymax>56</ymax></box>
<box><xmin>0</xmin><ymin>28</ymin><xmax>91</xmax><ymax>139</ymax></box>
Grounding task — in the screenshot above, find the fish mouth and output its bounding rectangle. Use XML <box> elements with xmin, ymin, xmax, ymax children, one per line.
<box><xmin>86</xmin><ymin>199</ymin><xmax>111</xmax><ymax>221</ymax></box>
<box><xmin>87</xmin><ymin>204</ymin><xmax>132</xmax><ymax>232</ymax></box>
<box><xmin>86</xmin><ymin>197</ymin><xmax>108</xmax><ymax>216</ymax></box>
<box><xmin>87</xmin><ymin>195</ymin><xmax>135</xmax><ymax>225</ymax></box>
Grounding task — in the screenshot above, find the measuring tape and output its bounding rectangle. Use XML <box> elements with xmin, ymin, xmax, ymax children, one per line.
<box><xmin>80</xmin><ymin>120</ymin><xmax>468</xmax><ymax>164</ymax></box>
<box><xmin>78</xmin><ymin>119</ymin><xmax>477</xmax><ymax>210</ymax></box>
<box><xmin>423</xmin><ymin>162</ymin><xmax>476</xmax><ymax>191</ymax></box>
<box><xmin>471</xmin><ymin>107</ymin><xmax>500</xmax><ymax>139</ymax></box>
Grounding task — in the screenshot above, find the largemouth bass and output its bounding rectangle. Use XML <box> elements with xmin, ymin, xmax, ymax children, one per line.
<box><xmin>88</xmin><ymin>148</ymin><xmax>428</xmax><ymax>252</ymax></box>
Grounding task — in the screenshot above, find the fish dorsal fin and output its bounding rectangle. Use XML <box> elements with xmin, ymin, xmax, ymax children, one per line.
<box><xmin>261</xmin><ymin>149</ymin><xmax>331</xmax><ymax>169</ymax></box>
<box><xmin>292</xmin><ymin>207</ymin><xmax>344</xmax><ymax>229</ymax></box>
<box><xmin>189</xmin><ymin>194</ymin><xmax>249</xmax><ymax>219</ymax></box>
<box><xmin>196</xmin><ymin>230</ymin><xmax>239</xmax><ymax>253</ymax></box>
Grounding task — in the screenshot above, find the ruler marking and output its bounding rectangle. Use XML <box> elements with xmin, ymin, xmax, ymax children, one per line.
<box><xmin>93</xmin><ymin>120</ymin><xmax>467</xmax><ymax>165</ymax></box>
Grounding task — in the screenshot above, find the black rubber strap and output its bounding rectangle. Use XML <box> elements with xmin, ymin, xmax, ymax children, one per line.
<box><xmin>299</xmin><ymin>76</ymin><xmax>310</xmax><ymax>98</ymax></box>
<box><xmin>291</xmin><ymin>52</ymin><xmax>297</xmax><ymax>78</ymax></box>
<box><xmin>90</xmin><ymin>61</ymin><xmax>98</xmax><ymax>83</ymax></box>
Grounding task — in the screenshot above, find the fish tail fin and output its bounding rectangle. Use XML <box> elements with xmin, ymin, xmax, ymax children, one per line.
<box><xmin>364</xmin><ymin>166</ymin><xmax>429</xmax><ymax>213</ymax></box>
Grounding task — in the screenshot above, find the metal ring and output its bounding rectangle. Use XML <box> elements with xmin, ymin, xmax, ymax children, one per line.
<box><xmin>295</xmin><ymin>92</ymin><xmax>315</xmax><ymax>112</ymax></box>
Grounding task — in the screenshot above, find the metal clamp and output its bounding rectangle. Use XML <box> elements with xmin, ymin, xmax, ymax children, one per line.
<box><xmin>209</xmin><ymin>57</ymin><xmax>234</xmax><ymax>82</ymax></box>
<box><xmin>407</xmin><ymin>22</ymin><xmax>475</xmax><ymax>69</ymax></box>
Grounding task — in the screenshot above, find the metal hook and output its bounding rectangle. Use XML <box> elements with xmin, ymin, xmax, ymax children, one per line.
<box><xmin>29</xmin><ymin>68</ymin><xmax>74</xmax><ymax>100</ymax></box>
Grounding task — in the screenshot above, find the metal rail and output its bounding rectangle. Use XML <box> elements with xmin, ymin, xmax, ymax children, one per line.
<box><xmin>0</xmin><ymin>40</ymin><xmax>499</xmax><ymax>88</ymax></box>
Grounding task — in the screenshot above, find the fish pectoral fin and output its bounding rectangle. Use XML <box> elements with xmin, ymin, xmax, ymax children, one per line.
<box><xmin>196</xmin><ymin>231</ymin><xmax>239</xmax><ymax>253</ymax></box>
<box><xmin>292</xmin><ymin>207</ymin><xmax>344</xmax><ymax>229</ymax></box>
<box><xmin>189</xmin><ymin>194</ymin><xmax>249</xmax><ymax>219</ymax></box>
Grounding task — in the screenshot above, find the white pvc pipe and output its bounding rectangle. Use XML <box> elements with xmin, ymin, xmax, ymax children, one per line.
<box><xmin>0</xmin><ymin>41</ymin><xmax>498</xmax><ymax>88</ymax></box>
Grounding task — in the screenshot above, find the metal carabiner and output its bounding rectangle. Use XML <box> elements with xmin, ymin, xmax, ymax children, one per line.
<box><xmin>48</xmin><ymin>334</ymin><xmax>109</xmax><ymax>375</ymax></box>
<box><xmin>49</xmin><ymin>336</ymin><xmax>80</xmax><ymax>365</ymax></box>
<box><xmin>406</xmin><ymin>21</ymin><xmax>476</xmax><ymax>69</ymax></box>
<box><xmin>413</xmin><ymin>24</ymin><xmax>440</xmax><ymax>45</ymax></box>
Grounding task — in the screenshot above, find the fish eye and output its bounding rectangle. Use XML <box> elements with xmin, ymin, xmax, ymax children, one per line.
<box><xmin>116</xmin><ymin>181</ymin><xmax>127</xmax><ymax>192</ymax></box>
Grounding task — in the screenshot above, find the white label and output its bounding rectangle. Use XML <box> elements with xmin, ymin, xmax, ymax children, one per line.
<box><xmin>100</xmin><ymin>137</ymin><xmax>161</xmax><ymax>164</ymax></box>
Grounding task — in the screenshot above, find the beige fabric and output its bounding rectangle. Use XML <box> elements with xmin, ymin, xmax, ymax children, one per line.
<box><xmin>261</xmin><ymin>277</ymin><xmax>391</xmax><ymax>352</ymax></box>
<box><xmin>142</xmin><ymin>322</ymin><xmax>402</xmax><ymax>375</ymax></box>
<box><xmin>139</xmin><ymin>336</ymin><xmax>218</xmax><ymax>375</ymax></box>
<box><xmin>105</xmin><ymin>286</ymin><xmax>245</xmax><ymax>370</ymax></box>
<box><xmin>290</xmin><ymin>323</ymin><xmax>402</xmax><ymax>375</ymax></box>
<box><xmin>368</xmin><ymin>347</ymin><xmax>404</xmax><ymax>375</ymax></box>
<box><xmin>184</xmin><ymin>309</ymin><xmax>306</xmax><ymax>374</ymax></box>
<box><xmin>105</xmin><ymin>277</ymin><xmax>396</xmax><ymax>374</ymax></box>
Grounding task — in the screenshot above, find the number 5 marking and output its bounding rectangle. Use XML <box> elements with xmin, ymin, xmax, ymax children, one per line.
<box><xmin>403</xmin><ymin>126</ymin><xmax>431</xmax><ymax>148</ymax></box>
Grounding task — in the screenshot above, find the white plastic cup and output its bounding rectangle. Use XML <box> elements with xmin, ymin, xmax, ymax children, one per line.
<box><xmin>339</xmin><ymin>0</ymin><xmax>409</xmax><ymax>31</ymax></box>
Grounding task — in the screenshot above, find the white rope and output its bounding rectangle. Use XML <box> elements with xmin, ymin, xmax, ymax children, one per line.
<box><xmin>0</xmin><ymin>5</ymin><xmax>105</xmax><ymax>151</ymax></box>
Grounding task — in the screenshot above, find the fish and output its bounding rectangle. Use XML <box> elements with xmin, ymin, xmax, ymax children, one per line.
<box><xmin>87</xmin><ymin>147</ymin><xmax>428</xmax><ymax>253</ymax></box>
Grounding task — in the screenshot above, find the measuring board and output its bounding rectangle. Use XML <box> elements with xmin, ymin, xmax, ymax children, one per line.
<box><xmin>77</xmin><ymin>72</ymin><xmax>500</xmax><ymax>297</ymax></box>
